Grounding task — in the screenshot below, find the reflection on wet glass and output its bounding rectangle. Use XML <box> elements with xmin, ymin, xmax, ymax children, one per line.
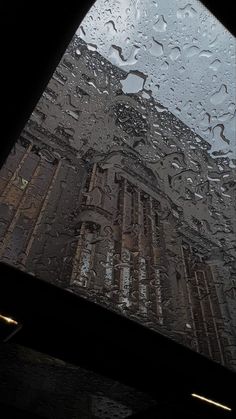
<box><xmin>0</xmin><ymin>345</ymin><xmax>155</xmax><ymax>418</ymax></box>
<box><xmin>0</xmin><ymin>0</ymin><xmax>235</xmax><ymax>370</ymax></box>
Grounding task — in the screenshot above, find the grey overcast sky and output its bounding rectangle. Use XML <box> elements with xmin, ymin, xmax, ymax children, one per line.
<box><xmin>76</xmin><ymin>0</ymin><xmax>236</xmax><ymax>166</ymax></box>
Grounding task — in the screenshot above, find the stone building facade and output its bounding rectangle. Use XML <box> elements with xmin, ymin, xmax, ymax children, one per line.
<box><xmin>0</xmin><ymin>37</ymin><xmax>235</xmax><ymax>368</ymax></box>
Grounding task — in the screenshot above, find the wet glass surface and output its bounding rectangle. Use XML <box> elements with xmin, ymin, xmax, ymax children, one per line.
<box><xmin>0</xmin><ymin>0</ymin><xmax>235</xmax><ymax>369</ymax></box>
<box><xmin>0</xmin><ymin>344</ymin><xmax>155</xmax><ymax>418</ymax></box>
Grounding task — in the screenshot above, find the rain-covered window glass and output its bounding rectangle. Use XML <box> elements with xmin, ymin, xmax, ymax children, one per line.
<box><xmin>0</xmin><ymin>345</ymin><xmax>156</xmax><ymax>418</ymax></box>
<box><xmin>0</xmin><ymin>0</ymin><xmax>235</xmax><ymax>370</ymax></box>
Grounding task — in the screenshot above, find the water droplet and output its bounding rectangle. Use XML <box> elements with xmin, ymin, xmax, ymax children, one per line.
<box><xmin>142</xmin><ymin>90</ymin><xmax>152</xmax><ymax>99</ymax></box>
<box><xmin>199</xmin><ymin>50</ymin><xmax>212</xmax><ymax>58</ymax></box>
<box><xmin>196</xmin><ymin>102</ymin><xmax>203</xmax><ymax>110</ymax></box>
<box><xmin>218</xmin><ymin>113</ymin><xmax>232</xmax><ymax>122</ymax></box>
<box><xmin>76</xmin><ymin>25</ymin><xmax>86</xmax><ymax>38</ymax></box>
<box><xmin>87</xmin><ymin>43</ymin><xmax>97</xmax><ymax>52</ymax></box>
<box><xmin>161</xmin><ymin>61</ymin><xmax>169</xmax><ymax>70</ymax></box>
<box><xmin>212</xmin><ymin>124</ymin><xmax>230</xmax><ymax>145</ymax></box>
<box><xmin>153</xmin><ymin>15</ymin><xmax>167</xmax><ymax>32</ymax></box>
<box><xmin>209</xmin><ymin>59</ymin><xmax>221</xmax><ymax>71</ymax></box>
<box><xmin>185</xmin><ymin>45</ymin><xmax>199</xmax><ymax>57</ymax></box>
<box><xmin>199</xmin><ymin>112</ymin><xmax>210</xmax><ymax>127</ymax></box>
<box><xmin>169</xmin><ymin>47</ymin><xmax>181</xmax><ymax>61</ymax></box>
<box><xmin>177</xmin><ymin>4</ymin><xmax>197</xmax><ymax>19</ymax></box>
<box><xmin>209</xmin><ymin>34</ymin><xmax>219</xmax><ymax>48</ymax></box>
<box><xmin>109</xmin><ymin>44</ymin><xmax>140</xmax><ymax>66</ymax></box>
<box><xmin>228</xmin><ymin>103</ymin><xmax>236</xmax><ymax>113</ymax></box>
<box><xmin>105</xmin><ymin>20</ymin><xmax>117</xmax><ymax>33</ymax></box>
<box><xmin>183</xmin><ymin>100</ymin><xmax>192</xmax><ymax>111</ymax></box>
<box><xmin>155</xmin><ymin>103</ymin><xmax>167</xmax><ymax>112</ymax></box>
<box><xmin>149</xmin><ymin>38</ymin><xmax>164</xmax><ymax>57</ymax></box>
<box><xmin>120</xmin><ymin>71</ymin><xmax>146</xmax><ymax>94</ymax></box>
<box><xmin>210</xmin><ymin>85</ymin><xmax>228</xmax><ymax>105</ymax></box>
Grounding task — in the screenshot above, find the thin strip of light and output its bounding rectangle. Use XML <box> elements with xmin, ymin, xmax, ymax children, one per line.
<box><xmin>0</xmin><ymin>314</ymin><xmax>18</xmax><ymax>325</ymax></box>
<box><xmin>191</xmin><ymin>393</ymin><xmax>232</xmax><ymax>411</ymax></box>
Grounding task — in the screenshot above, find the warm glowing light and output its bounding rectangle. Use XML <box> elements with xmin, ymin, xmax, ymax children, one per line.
<box><xmin>0</xmin><ymin>314</ymin><xmax>18</xmax><ymax>325</ymax></box>
<box><xmin>191</xmin><ymin>393</ymin><xmax>232</xmax><ymax>411</ymax></box>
